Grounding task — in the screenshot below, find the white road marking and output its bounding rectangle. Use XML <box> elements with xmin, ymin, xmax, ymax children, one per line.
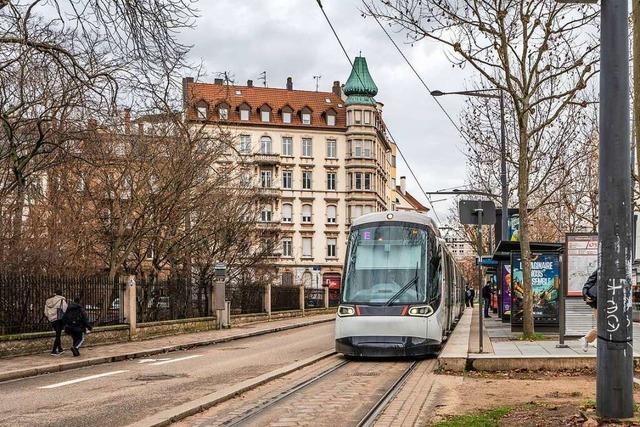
<box><xmin>38</xmin><ymin>370</ymin><xmax>129</xmax><ymax>389</ymax></box>
<box><xmin>138</xmin><ymin>358</ymin><xmax>170</xmax><ymax>364</ymax></box>
<box><xmin>148</xmin><ymin>355</ymin><xmax>202</xmax><ymax>366</ymax></box>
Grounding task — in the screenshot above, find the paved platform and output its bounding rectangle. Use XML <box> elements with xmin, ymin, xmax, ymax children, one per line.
<box><xmin>0</xmin><ymin>313</ymin><xmax>335</xmax><ymax>382</ymax></box>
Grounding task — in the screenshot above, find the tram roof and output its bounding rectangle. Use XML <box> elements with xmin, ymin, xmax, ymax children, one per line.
<box><xmin>351</xmin><ymin>211</ymin><xmax>440</xmax><ymax>237</ymax></box>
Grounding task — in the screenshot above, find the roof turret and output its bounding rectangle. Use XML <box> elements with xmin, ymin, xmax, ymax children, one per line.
<box><xmin>343</xmin><ymin>56</ymin><xmax>378</xmax><ymax>106</ymax></box>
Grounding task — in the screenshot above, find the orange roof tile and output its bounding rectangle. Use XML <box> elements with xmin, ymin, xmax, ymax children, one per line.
<box><xmin>185</xmin><ymin>82</ymin><xmax>346</xmax><ymax>129</ymax></box>
<box><xmin>396</xmin><ymin>186</ymin><xmax>429</xmax><ymax>212</ymax></box>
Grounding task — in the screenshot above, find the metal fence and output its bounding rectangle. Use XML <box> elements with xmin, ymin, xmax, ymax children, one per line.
<box><xmin>272</xmin><ymin>285</ymin><xmax>300</xmax><ymax>311</ymax></box>
<box><xmin>136</xmin><ymin>276</ymin><xmax>208</xmax><ymax>323</ymax></box>
<box><xmin>304</xmin><ymin>287</ymin><xmax>324</xmax><ymax>309</ymax></box>
<box><xmin>226</xmin><ymin>283</ymin><xmax>265</xmax><ymax>314</ymax></box>
<box><xmin>0</xmin><ymin>273</ymin><xmax>120</xmax><ymax>335</ymax></box>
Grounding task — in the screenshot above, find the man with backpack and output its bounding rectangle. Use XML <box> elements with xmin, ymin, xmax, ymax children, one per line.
<box><xmin>580</xmin><ymin>270</ymin><xmax>598</xmax><ymax>352</ymax></box>
<box><xmin>62</xmin><ymin>297</ymin><xmax>93</xmax><ymax>357</ymax></box>
<box><xmin>44</xmin><ymin>289</ymin><xmax>67</xmax><ymax>356</ymax></box>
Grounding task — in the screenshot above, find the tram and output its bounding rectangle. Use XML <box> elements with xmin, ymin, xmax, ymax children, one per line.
<box><xmin>335</xmin><ymin>211</ymin><xmax>466</xmax><ymax>357</ymax></box>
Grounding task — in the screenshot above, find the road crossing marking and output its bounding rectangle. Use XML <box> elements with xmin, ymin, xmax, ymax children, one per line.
<box><xmin>138</xmin><ymin>358</ymin><xmax>171</xmax><ymax>364</ymax></box>
<box><xmin>38</xmin><ymin>370</ymin><xmax>129</xmax><ymax>389</ymax></box>
<box><xmin>148</xmin><ymin>355</ymin><xmax>202</xmax><ymax>366</ymax></box>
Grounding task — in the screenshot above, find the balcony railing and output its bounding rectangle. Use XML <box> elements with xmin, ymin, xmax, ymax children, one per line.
<box><xmin>253</xmin><ymin>153</ymin><xmax>280</xmax><ymax>164</ymax></box>
<box><xmin>255</xmin><ymin>185</ymin><xmax>281</xmax><ymax>198</ymax></box>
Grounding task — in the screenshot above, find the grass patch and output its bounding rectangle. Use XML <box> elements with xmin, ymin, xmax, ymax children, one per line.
<box><xmin>517</xmin><ymin>332</ymin><xmax>545</xmax><ymax>341</ymax></box>
<box><xmin>431</xmin><ymin>406</ymin><xmax>512</xmax><ymax>427</ymax></box>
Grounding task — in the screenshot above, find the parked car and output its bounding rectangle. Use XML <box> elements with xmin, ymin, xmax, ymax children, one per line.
<box><xmin>111</xmin><ymin>298</ymin><xmax>120</xmax><ymax>310</ymax></box>
<box><xmin>148</xmin><ymin>296</ymin><xmax>170</xmax><ymax>309</ymax></box>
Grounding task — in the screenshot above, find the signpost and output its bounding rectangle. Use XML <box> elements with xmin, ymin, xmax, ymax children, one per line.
<box><xmin>459</xmin><ymin>200</ymin><xmax>496</xmax><ymax>353</ymax></box>
<box><xmin>214</xmin><ymin>263</ymin><xmax>227</xmax><ymax>329</ymax></box>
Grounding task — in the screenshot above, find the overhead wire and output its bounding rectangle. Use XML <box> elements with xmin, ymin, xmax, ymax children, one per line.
<box><xmin>315</xmin><ymin>0</ymin><xmax>442</xmax><ymax>223</ymax></box>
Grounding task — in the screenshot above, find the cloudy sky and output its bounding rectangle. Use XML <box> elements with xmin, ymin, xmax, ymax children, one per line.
<box><xmin>181</xmin><ymin>0</ymin><xmax>477</xmax><ymax>222</ymax></box>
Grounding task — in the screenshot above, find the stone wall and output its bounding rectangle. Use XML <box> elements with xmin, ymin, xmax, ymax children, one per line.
<box><xmin>0</xmin><ymin>308</ymin><xmax>335</xmax><ymax>357</ymax></box>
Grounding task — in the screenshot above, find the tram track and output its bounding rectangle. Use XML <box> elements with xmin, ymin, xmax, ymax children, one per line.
<box><xmin>214</xmin><ymin>356</ymin><xmax>421</xmax><ymax>427</ymax></box>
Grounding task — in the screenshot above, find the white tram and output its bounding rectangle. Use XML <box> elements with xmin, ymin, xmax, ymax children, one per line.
<box><xmin>335</xmin><ymin>211</ymin><xmax>466</xmax><ymax>357</ymax></box>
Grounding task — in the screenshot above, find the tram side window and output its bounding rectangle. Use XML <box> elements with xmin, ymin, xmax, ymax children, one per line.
<box><xmin>427</xmin><ymin>236</ymin><xmax>442</xmax><ymax>306</ymax></box>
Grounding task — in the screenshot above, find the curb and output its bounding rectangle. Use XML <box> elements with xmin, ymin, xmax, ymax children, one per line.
<box><xmin>0</xmin><ymin>316</ymin><xmax>335</xmax><ymax>383</ymax></box>
<box><xmin>467</xmin><ymin>354</ymin><xmax>640</xmax><ymax>372</ymax></box>
<box><xmin>129</xmin><ymin>350</ymin><xmax>337</xmax><ymax>427</ymax></box>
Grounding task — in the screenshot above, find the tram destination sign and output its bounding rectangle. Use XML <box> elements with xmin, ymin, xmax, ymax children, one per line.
<box><xmin>458</xmin><ymin>200</ymin><xmax>496</xmax><ymax>225</ymax></box>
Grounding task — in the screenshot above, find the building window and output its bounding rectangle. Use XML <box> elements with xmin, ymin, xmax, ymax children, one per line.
<box><xmin>354</xmin><ymin>172</ymin><xmax>362</xmax><ymax>190</ymax></box>
<box><xmin>197</xmin><ymin>105</ymin><xmax>207</xmax><ymax>120</ymax></box>
<box><xmin>260</xmin><ymin>170</ymin><xmax>272</xmax><ymax>188</ymax></box>
<box><xmin>347</xmin><ymin>110</ymin><xmax>352</xmax><ymax>125</ymax></box>
<box><xmin>302</xmin><ymin>138</ymin><xmax>313</xmax><ymax>157</ymax></box>
<box><xmin>364</xmin><ymin>173</ymin><xmax>371</xmax><ymax>190</ymax></box>
<box><xmin>326</xmin><ymin>139</ymin><xmax>337</xmax><ymax>158</ymax></box>
<box><xmin>218</xmin><ymin>104</ymin><xmax>229</xmax><ymax>120</ymax></box>
<box><xmin>327</xmin><ymin>238</ymin><xmax>337</xmax><ymax>258</ymax></box>
<box><xmin>363</xmin><ymin>205</ymin><xmax>373</xmax><ymax>215</ymax></box>
<box><xmin>282</xmin><ymin>137</ymin><xmax>293</xmax><ymax>156</ymax></box>
<box><xmin>302</xmin><ymin>204</ymin><xmax>312</xmax><ymax>223</ymax></box>
<box><xmin>302</xmin><ymin>112</ymin><xmax>311</xmax><ymax>125</ymax></box>
<box><xmin>327</xmin><ymin>205</ymin><xmax>337</xmax><ymax>223</ymax></box>
<box><xmin>239</xmin><ymin>105</ymin><xmax>250</xmax><ymax>121</ymax></box>
<box><xmin>392</xmin><ymin>155</ymin><xmax>397</xmax><ymax>168</ymax></box>
<box><xmin>261</xmin><ymin>204</ymin><xmax>272</xmax><ymax>222</ymax></box>
<box><xmin>261</xmin><ymin>110</ymin><xmax>270</xmax><ymax>122</ymax></box>
<box><xmin>282</xmin><ymin>203</ymin><xmax>293</xmax><ymax>222</ymax></box>
<box><xmin>326</xmin><ymin>112</ymin><xmax>336</xmax><ymax>126</ymax></box>
<box><xmin>283</xmin><ymin>111</ymin><xmax>292</xmax><ymax>123</ymax></box>
<box><xmin>260</xmin><ymin>136</ymin><xmax>272</xmax><ymax>154</ymax></box>
<box><xmin>364</xmin><ymin>110</ymin><xmax>371</xmax><ymax>125</ymax></box>
<box><xmin>350</xmin><ymin>205</ymin><xmax>363</xmax><ymax>222</ymax></box>
<box><xmin>327</xmin><ymin>172</ymin><xmax>336</xmax><ymax>191</ymax></box>
<box><xmin>239</xmin><ymin>135</ymin><xmax>251</xmax><ymax>154</ymax></box>
<box><xmin>282</xmin><ymin>171</ymin><xmax>292</xmax><ymax>189</ymax></box>
<box><xmin>282</xmin><ymin>238</ymin><xmax>293</xmax><ymax>257</ymax></box>
<box><xmin>354</xmin><ymin>110</ymin><xmax>362</xmax><ymax>124</ymax></box>
<box><xmin>352</xmin><ymin>140</ymin><xmax>362</xmax><ymax>157</ymax></box>
<box><xmin>302</xmin><ymin>171</ymin><xmax>312</xmax><ymax>189</ymax></box>
<box><xmin>302</xmin><ymin>237</ymin><xmax>312</xmax><ymax>257</ymax></box>
<box><xmin>363</xmin><ymin>140</ymin><xmax>372</xmax><ymax>158</ymax></box>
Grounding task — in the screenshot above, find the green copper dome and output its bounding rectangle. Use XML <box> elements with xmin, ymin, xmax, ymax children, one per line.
<box><xmin>343</xmin><ymin>56</ymin><xmax>378</xmax><ymax>106</ymax></box>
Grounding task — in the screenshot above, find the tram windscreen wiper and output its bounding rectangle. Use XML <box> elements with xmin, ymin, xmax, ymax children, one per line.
<box><xmin>385</xmin><ymin>263</ymin><xmax>419</xmax><ymax>306</ymax></box>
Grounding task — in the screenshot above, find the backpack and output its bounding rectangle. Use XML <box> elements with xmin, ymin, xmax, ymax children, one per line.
<box><xmin>63</xmin><ymin>305</ymin><xmax>83</xmax><ymax>327</ymax></box>
<box><xmin>582</xmin><ymin>271</ymin><xmax>597</xmax><ymax>309</ymax></box>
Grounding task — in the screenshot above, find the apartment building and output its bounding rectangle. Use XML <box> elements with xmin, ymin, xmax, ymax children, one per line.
<box><xmin>182</xmin><ymin>56</ymin><xmax>395</xmax><ymax>288</ymax></box>
<box><xmin>394</xmin><ymin>176</ymin><xmax>429</xmax><ymax>213</ymax></box>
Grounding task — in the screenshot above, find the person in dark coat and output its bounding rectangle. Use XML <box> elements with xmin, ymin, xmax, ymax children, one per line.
<box><xmin>465</xmin><ymin>286</ymin><xmax>475</xmax><ymax>308</ymax></box>
<box><xmin>62</xmin><ymin>297</ymin><xmax>93</xmax><ymax>357</ymax></box>
<box><xmin>482</xmin><ymin>282</ymin><xmax>492</xmax><ymax>318</ymax></box>
<box><xmin>580</xmin><ymin>270</ymin><xmax>598</xmax><ymax>352</ymax></box>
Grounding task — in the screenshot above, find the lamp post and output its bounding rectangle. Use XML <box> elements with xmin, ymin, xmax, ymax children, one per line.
<box><xmin>431</xmin><ymin>89</ymin><xmax>508</xmax><ymax>242</ymax></box>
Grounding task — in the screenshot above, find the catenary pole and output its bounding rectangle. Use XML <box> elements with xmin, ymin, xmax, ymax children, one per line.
<box><xmin>477</xmin><ymin>203</ymin><xmax>484</xmax><ymax>353</ymax></box>
<box><xmin>597</xmin><ymin>0</ymin><xmax>633</xmax><ymax>418</ymax></box>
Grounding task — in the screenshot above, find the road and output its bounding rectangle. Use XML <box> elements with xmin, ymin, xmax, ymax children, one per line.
<box><xmin>0</xmin><ymin>321</ymin><xmax>335</xmax><ymax>427</ymax></box>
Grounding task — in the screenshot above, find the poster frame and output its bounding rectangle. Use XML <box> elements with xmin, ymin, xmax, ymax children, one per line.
<box><xmin>564</xmin><ymin>233</ymin><xmax>598</xmax><ymax>297</ymax></box>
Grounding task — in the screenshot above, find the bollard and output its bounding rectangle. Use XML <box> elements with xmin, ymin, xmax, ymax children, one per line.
<box><xmin>124</xmin><ymin>275</ymin><xmax>137</xmax><ymax>339</ymax></box>
<box><xmin>324</xmin><ymin>286</ymin><xmax>329</xmax><ymax>309</ymax></box>
<box><xmin>264</xmin><ymin>283</ymin><xmax>272</xmax><ymax>319</ymax></box>
<box><xmin>299</xmin><ymin>285</ymin><xmax>305</xmax><ymax>315</ymax></box>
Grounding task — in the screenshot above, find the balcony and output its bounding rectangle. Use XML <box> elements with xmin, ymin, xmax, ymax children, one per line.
<box><xmin>253</xmin><ymin>153</ymin><xmax>280</xmax><ymax>165</ymax></box>
<box><xmin>255</xmin><ymin>185</ymin><xmax>281</xmax><ymax>198</ymax></box>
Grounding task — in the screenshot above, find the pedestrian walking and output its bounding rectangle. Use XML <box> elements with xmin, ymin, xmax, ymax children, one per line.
<box><xmin>44</xmin><ymin>289</ymin><xmax>67</xmax><ymax>356</ymax></box>
<box><xmin>62</xmin><ymin>297</ymin><xmax>92</xmax><ymax>357</ymax></box>
<box><xmin>482</xmin><ymin>281</ymin><xmax>492</xmax><ymax>318</ymax></box>
<box><xmin>579</xmin><ymin>270</ymin><xmax>598</xmax><ymax>352</ymax></box>
<box><xmin>465</xmin><ymin>286</ymin><xmax>475</xmax><ymax>308</ymax></box>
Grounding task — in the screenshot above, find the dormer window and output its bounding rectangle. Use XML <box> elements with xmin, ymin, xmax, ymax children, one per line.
<box><xmin>325</xmin><ymin>108</ymin><xmax>337</xmax><ymax>126</ymax></box>
<box><xmin>238</xmin><ymin>103</ymin><xmax>251</xmax><ymax>121</ymax></box>
<box><xmin>218</xmin><ymin>103</ymin><xmax>229</xmax><ymax>120</ymax></box>
<box><xmin>195</xmin><ymin>101</ymin><xmax>208</xmax><ymax>120</ymax></box>
<box><xmin>281</xmin><ymin>105</ymin><xmax>293</xmax><ymax>124</ymax></box>
<box><xmin>259</xmin><ymin>104</ymin><xmax>272</xmax><ymax>122</ymax></box>
<box><xmin>300</xmin><ymin>107</ymin><xmax>312</xmax><ymax>125</ymax></box>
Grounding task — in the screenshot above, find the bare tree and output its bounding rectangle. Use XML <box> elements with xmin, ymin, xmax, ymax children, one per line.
<box><xmin>367</xmin><ymin>0</ymin><xmax>599</xmax><ymax>337</ymax></box>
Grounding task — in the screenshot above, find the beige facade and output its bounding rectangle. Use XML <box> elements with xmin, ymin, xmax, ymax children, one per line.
<box><xmin>183</xmin><ymin>59</ymin><xmax>395</xmax><ymax>288</ymax></box>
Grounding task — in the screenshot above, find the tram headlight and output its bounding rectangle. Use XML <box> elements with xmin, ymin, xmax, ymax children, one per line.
<box><xmin>408</xmin><ymin>305</ymin><xmax>433</xmax><ymax>317</ymax></box>
<box><xmin>337</xmin><ymin>305</ymin><xmax>356</xmax><ymax>317</ymax></box>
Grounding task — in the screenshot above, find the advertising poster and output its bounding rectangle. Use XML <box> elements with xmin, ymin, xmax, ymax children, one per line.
<box><xmin>566</xmin><ymin>234</ymin><xmax>598</xmax><ymax>296</ymax></box>
<box><xmin>501</xmin><ymin>264</ymin><xmax>512</xmax><ymax>317</ymax></box>
<box><xmin>511</xmin><ymin>252</ymin><xmax>560</xmax><ymax>326</ymax></box>
<box><xmin>508</xmin><ymin>214</ymin><xmax>520</xmax><ymax>241</ymax></box>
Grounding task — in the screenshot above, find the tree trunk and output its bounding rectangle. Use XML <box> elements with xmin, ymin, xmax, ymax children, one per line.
<box><xmin>518</xmin><ymin>113</ymin><xmax>535</xmax><ymax>337</ymax></box>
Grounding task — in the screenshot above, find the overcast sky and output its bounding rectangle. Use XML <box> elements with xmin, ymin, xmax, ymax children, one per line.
<box><xmin>181</xmin><ymin>0</ymin><xmax>477</xmax><ymax>223</ymax></box>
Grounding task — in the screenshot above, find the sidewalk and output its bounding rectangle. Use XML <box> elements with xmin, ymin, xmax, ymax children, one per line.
<box><xmin>0</xmin><ymin>312</ymin><xmax>335</xmax><ymax>383</ymax></box>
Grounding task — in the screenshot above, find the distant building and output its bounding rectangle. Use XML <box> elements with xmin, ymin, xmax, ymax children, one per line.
<box><xmin>439</xmin><ymin>225</ymin><xmax>475</xmax><ymax>260</ymax></box>
<box><xmin>182</xmin><ymin>56</ymin><xmax>396</xmax><ymax>288</ymax></box>
<box><xmin>393</xmin><ymin>176</ymin><xmax>429</xmax><ymax>213</ymax></box>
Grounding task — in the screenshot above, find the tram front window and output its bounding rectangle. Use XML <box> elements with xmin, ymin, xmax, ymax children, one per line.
<box><xmin>342</xmin><ymin>223</ymin><xmax>435</xmax><ymax>305</ymax></box>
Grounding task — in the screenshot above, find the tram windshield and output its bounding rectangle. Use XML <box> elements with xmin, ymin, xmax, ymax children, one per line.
<box><xmin>342</xmin><ymin>222</ymin><xmax>440</xmax><ymax>305</ymax></box>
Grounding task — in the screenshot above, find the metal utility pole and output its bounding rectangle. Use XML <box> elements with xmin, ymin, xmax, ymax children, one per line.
<box><xmin>634</xmin><ymin>1</ymin><xmax>640</xmax><ymax>193</ymax></box>
<box><xmin>598</xmin><ymin>0</ymin><xmax>633</xmax><ymax>418</ymax></box>
<box><xmin>476</xmin><ymin>203</ymin><xmax>484</xmax><ymax>353</ymax></box>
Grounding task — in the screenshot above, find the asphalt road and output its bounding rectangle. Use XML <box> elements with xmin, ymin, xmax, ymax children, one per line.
<box><xmin>0</xmin><ymin>321</ymin><xmax>335</xmax><ymax>427</ymax></box>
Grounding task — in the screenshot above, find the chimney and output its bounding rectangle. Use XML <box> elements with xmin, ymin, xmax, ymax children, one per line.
<box><xmin>123</xmin><ymin>108</ymin><xmax>131</xmax><ymax>134</ymax></box>
<box><xmin>400</xmin><ymin>176</ymin><xmax>406</xmax><ymax>195</ymax></box>
<box><xmin>182</xmin><ymin>76</ymin><xmax>194</xmax><ymax>107</ymax></box>
<box><xmin>214</xmin><ymin>78</ymin><xmax>224</xmax><ymax>85</ymax></box>
<box><xmin>247</xmin><ymin>79</ymin><xmax>253</xmax><ymax>87</ymax></box>
<box><xmin>286</xmin><ymin>77</ymin><xmax>293</xmax><ymax>90</ymax></box>
<box><xmin>332</xmin><ymin>80</ymin><xmax>341</xmax><ymax>97</ymax></box>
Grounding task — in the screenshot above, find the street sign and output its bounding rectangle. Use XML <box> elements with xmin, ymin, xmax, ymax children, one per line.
<box><xmin>458</xmin><ymin>200</ymin><xmax>496</xmax><ymax>225</ymax></box>
<box><xmin>214</xmin><ymin>262</ymin><xmax>227</xmax><ymax>278</ymax></box>
<box><xmin>479</xmin><ymin>257</ymin><xmax>498</xmax><ymax>267</ymax></box>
